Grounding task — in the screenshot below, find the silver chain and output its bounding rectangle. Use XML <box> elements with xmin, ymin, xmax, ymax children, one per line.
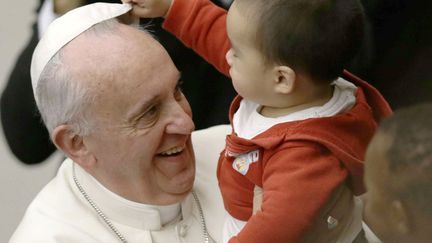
<box><xmin>72</xmin><ymin>163</ymin><xmax>210</xmax><ymax>243</ymax></box>
<box><xmin>192</xmin><ymin>191</ymin><xmax>210</xmax><ymax>243</ymax></box>
<box><xmin>72</xmin><ymin>163</ymin><xmax>128</xmax><ymax>242</ymax></box>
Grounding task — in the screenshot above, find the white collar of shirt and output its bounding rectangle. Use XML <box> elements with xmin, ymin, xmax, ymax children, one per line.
<box><xmin>70</xmin><ymin>159</ymin><xmax>183</xmax><ymax>230</ymax></box>
<box><xmin>233</xmin><ymin>77</ymin><xmax>357</xmax><ymax>139</ymax></box>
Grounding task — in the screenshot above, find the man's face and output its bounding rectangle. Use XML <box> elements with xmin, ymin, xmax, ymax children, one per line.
<box><xmin>363</xmin><ymin>132</ymin><xmax>396</xmax><ymax>242</ymax></box>
<box><xmin>65</xmin><ymin>24</ymin><xmax>195</xmax><ymax>205</ymax></box>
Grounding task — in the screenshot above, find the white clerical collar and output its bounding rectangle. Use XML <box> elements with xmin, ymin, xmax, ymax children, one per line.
<box><xmin>90</xmin><ymin>172</ymin><xmax>181</xmax><ymax>226</ymax></box>
<box><xmin>69</xmin><ymin>159</ymin><xmax>184</xmax><ymax>230</ymax></box>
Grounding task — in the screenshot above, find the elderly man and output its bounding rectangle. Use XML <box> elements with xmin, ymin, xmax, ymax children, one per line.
<box><xmin>9</xmin><ymin>3</ymin><xmax>227</xmax><ymax>242</ymax></box>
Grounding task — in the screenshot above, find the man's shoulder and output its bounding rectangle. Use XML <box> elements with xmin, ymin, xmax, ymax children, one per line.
<box><xmin>9</xmin><ymin>160</ymin><xmax>99</xmax><ymax>242</ymax></box>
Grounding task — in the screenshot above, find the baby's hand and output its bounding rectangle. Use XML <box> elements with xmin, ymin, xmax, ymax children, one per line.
<box><xmin>122</xmin><ymin>0</ymin><xmax>173</xmax><ymax>18</ymax></box>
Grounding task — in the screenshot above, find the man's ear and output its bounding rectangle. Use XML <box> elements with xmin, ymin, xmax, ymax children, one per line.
<box><xmin>52</xmin><ymin>125</ymin><xmax>96</xmax><ymax>170</ymax></box>
<box><xmin>272</xmin><ymin>65</ymin><xmax>296</xmax><ymax>94</ymax></box>
<box><xmin>390</xmin><ymin>200</ymin><xmax>410</xmax><ymax>235</ymax></box>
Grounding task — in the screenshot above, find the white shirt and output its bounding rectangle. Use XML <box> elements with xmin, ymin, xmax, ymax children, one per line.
<box><xmin>233</xmin><ymin>77</ymin><xmax>357</xmax><ymax>139</ymax></box>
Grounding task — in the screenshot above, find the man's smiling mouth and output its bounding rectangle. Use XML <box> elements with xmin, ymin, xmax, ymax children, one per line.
<box><xmin>158</xmin><ymin>146</ymin><xmax>185</xmax><ymax>156</ymax></box>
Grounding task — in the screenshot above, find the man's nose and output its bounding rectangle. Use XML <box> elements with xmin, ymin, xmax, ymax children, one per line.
<box><xmin>225</xmin><ymin>49</ymin><xmax>233</xmax><ymax>66</ymax></box>
<box><xmin>165</xmin><ymin>102</ymin><xmax>195</xmax><ymax>135</ymax></box>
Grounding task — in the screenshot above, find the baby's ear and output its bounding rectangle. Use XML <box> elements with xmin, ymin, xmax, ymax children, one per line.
<box><xmin>272</xmin><ymin>65</ymin><xmax>296</xmax><ymax>95</ymax></box>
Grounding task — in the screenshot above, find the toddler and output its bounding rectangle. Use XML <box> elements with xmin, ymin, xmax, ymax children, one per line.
<box><xmin>124</xmin><ymin>0</ymin><xmax>392</xmax><ymax>241</ymax></box>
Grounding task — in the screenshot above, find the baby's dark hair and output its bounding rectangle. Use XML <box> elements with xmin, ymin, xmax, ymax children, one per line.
<box><xmin>236</xmin><ymin>0</ymin><xmax>365</xmax><ymax>83</ymax></box>
<box><xmin>380</xmin><ymin>103</ymin><xmax>432</xmax><ymax>215</ymax></box>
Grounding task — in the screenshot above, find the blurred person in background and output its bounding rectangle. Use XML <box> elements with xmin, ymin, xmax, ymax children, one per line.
<box><xmin>362</xmin><ymin>103</ymin><xmax>432</xmax><ymax>243</ymax></box>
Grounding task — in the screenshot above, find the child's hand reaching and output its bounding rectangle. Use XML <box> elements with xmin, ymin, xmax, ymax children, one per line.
<box><xmin>122</xmin><ymin>0</ymin><xmax>173</xmax><ymax>18</ymax></box>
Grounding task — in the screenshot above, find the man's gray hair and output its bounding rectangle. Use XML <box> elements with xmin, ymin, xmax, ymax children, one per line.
<box><xmin>36</xmin><ymin>18</ymin><xmax>121</xmax><ymax>136</ymax></box>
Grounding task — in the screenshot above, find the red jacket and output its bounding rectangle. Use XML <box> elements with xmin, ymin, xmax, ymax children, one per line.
<box><xmin>164</xmin><ymin>0</ymin><xmax>392</xmax><ymax>242</ymax></box>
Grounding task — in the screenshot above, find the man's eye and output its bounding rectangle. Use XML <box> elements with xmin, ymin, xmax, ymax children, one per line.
<box><xmin>145</xmin><ymin>106</ymin><xmax>158</xmax><ymax>117</ymax></box>
<box><xmin>135</xmin><ymin>105</ymin><xmax>159</xmax><ymax>128</ymax></box>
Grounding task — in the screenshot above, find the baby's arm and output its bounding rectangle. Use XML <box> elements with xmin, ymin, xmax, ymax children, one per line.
<box><xmin>124</xmin><ymin>0</ymin><xmax>230</xmax><ymax>75</ymax></box>
<box><xmin>163</xmin><ymin>0</ymin><xmax>231</xmax><ymax>75</ymax></box>
<box><xmin>125</xmin><ymin>0</ymin><xmax>231</xmax><ymax>76</ymax></box>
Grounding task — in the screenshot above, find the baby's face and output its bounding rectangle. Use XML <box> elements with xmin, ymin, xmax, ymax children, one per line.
<box><xmin>225</xmin><ymin>1</ymin><xmax>277</xmax><ymax>106</ymax></box>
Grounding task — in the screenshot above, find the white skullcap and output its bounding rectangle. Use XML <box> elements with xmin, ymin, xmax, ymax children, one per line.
<box><xmin>30</xmin><ymin>3</ymin><xmax>132</xmax><ymax>102</ymax></box>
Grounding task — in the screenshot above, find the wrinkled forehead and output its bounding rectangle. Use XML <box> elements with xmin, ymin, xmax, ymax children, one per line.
<box><xmin>61</xmin><ymin>24</ymin><xmax>173</xmax><ymax>93</ymax></box>
<box><xmin>76</xmin><ymin>31</ymin><xmax>179</xmax><ymax>124</ymax></box>
<box><xmin>61</xmin><ymin>23</ymin><xmax>160</xmax><ymax>68</ymax></box>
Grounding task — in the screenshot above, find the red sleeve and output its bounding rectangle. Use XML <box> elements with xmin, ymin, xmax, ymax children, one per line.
<box><xmin>230</xmin><ymin>143</ymin><xmax>348</xmax><ymax>242</ymax></box>
<box><xmin>163</xmin><ymin>0</ymin><xmax>231</xmax><ymax>76</ymax></box>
